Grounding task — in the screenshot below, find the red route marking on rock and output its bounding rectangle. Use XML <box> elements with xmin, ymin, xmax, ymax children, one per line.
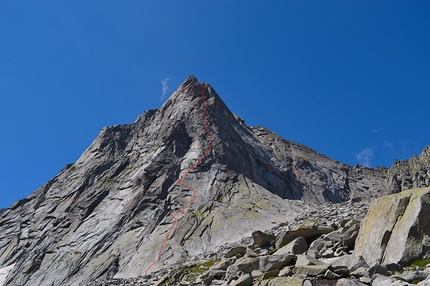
<box><xmin>145</xmin><ymin>82</ymin><xmax>214</xmax><ymax>275</ymax></box>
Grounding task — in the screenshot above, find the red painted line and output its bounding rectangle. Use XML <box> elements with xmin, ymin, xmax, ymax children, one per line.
<box><xmin>145</xmin><ymin>82</ymin><xmax>214</xmax><ymax>275</ymax></box>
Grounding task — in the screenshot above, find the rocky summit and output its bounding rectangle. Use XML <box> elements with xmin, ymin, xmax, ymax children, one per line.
<box><xmin>1</xmin><ymin>76</ymin><xmax>430</xmax><ymax>286</ymax></box>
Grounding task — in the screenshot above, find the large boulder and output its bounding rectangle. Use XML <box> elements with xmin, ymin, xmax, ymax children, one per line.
<box><xmin>354</xmin><ymin>187</ymin><xmax>430</xmax><ymax>267</ymax></box>
<box><xmin>276</xmin><ymin>220</ymin><xmax>334</xmax><ymax>249</ymax></box>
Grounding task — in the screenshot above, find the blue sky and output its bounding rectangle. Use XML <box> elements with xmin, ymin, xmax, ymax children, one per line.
<box><xmin>1</xmin><ymin>1</ymin><xmax>429</xmax><ymax>208</ymax></box>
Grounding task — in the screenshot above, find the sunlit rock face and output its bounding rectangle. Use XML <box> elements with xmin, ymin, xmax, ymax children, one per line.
<box><xmin>0</xmin><ymin>76</ymin><xmax>429</xmax><ymax>286</ymax></box>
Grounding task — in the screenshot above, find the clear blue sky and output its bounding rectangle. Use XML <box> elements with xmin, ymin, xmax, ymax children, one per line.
<box><xmin>1</xmin><ymin>1</ymin><xmax>429</xmax><ymax>208</ymax></box>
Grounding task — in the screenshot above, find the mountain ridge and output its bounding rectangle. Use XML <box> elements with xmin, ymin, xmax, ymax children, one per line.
<box><xmin>0</xmin><ymin>75</ymin><xmax>429</xmax><ymax>285</ymax></box>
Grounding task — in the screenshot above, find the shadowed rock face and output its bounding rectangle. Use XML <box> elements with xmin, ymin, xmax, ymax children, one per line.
<box><xmin>0</xmin><ymin>76</ymin><xmax>429</xmax><ymax>285</ymax></box>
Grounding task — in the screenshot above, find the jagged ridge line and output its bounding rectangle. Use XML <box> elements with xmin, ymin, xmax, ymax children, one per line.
<box><xmin>144</xmin><ymin>82</ymin><xmax>214</xmax><ymax>275</ymax></box>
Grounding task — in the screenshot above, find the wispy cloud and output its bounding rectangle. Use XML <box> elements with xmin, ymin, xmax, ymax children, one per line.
<box><xmin>356</xmin><ymin>148</ymin><xmax>374</xmax><ymax>167</ymax></box>
<box><xmin>161</xmin><ymin>78</ymin><xmax>170</xmax><ymax>100</ymax></box>
<box><xmin>384</xmin><ymin>141</ymin><xmax>394</xmax><ymax>150</ymax></box>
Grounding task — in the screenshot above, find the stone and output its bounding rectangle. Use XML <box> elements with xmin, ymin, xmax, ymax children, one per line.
<box><xmin>340</xmin><ymin>221</ymin><xmax>360</xmax><ymax>249</ymax></box>
<box><xmin>230</xmin><ymin>274</ymin><xmax>253</xmax><ymax>286</ymax></box>
<box><xmin>294</xmin><ymin>264</ymin><xmax>330</xmax><ymax>277</ymax></box>
<box><xmin>336</xmin><ymin>278</ymin><xmax>367</xmax><ymax>285</ymax></box>
<box><xmin>252</xmin><ymin>231</ymin><xmax>275</xmax><ymax>248</ymax></box>
<box><xmin>274</xmin><ymin>236</ymin><xmax>308</xmax><ymax>255</ymax></box>
<box><xmin>372</xmin><ymin>274</ymin><xmax>412</xmax><ymax>285</ymax></box>
<box><xmin>225</xmin><ymin>247</ymin><xmax>247</xmax><ymax>258</ymax></box>
<box><xmin>250</xmin><ymin>269</ymin><xmax>263</xmax><ymax>278</ymax></box>
<box><xmin>324</xmin><ymin>230</ymin><xmax>343</xmax><ymax>242</ymax></box>
<box><xmin>235</xmin><ymin>257</ymin><xmax>260</xmax><ymax>273</ymax></box>
<box><xmin>210</xmin><ymin>259</ymin><xmax>232</xmax><ymax>271</ymax></box>
<box><xmin>278</xmin><ymin>266</ymin><xmax>293</xmax><ymax>277</ymax></box>
<box><xmin>308</xmin><ymin>237</ymin><xmax>331</xmax><ymax>259</ymax></box>
<box><xmin>296</xmin><ymin>254</ymin><xmax>327</xmax><ymax>267</ymax></box>
<box><xmin>325</xmin><ymin>269</ymin><xmax>342</xmax><ymax>279</ymax></box>
<box><xmin>260</xmin><ymin>270</ymin><xmax>279</xmax><ymax>280</ymax></box>
<box><xmin>276</xmin><ymin>221</ymin><xmax>334</xmax><ymax>249</ymax></box>
<box><xmin>331</xmin><ymin>266</ymin><xmax>350</xmax><ymax>278</ymax></box>
<box><xmin>307</xmin><ymin>279</ymin><xmax>338</xmax><ymax>286</ymax></box>
<box><xmin>259</xmin><ymin>277</ymin><xmax>304</xmax><ymax>286</ymax></box>
<box><xmin>350</xmin><ymin>267</ymin><xmax>369</xmax><ymax>279</ymax></box>
<box><xmin>354</xmin><ymin>187</ymin><xmax>430</xmax><ymax>267</ymax></box>
<box><xmin>225</xmin><ymin>265</ymin><xmax>241</xmax><ymax>282</ymax></box>
<box><xmin>348</xmin><ymin>255</ymin><xmax>369</xmax><ymax>272</ymax></box>
<box><xmin>368</xmin><ymin>263</ymin><xmax>391</xmax><ymax>278</ymax></box>
<box><xmin>259</xmin><ymin>254</ymin><xmax>294</xmax><ymax>272</ymax></box>
<box><xmin>322</xmin><ymin>248</ymin><xmax>335</xmax><ymax>258</ymax></box>
<box><xmin>393</xmin><ymin>269</ymin><xmax>430</xmax><ymax>283</ymax></box>
<box><xmin>245</xmin><ymin>247</ymin><xmax>259</xmax><ymax>258</ymax></box>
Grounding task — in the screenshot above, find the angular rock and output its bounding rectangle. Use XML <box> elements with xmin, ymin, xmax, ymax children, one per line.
<box><xmin>336</xmin><ymin>278</ymin><xmax>367</xmax><ymax>286</ymax></box>
<box><xmin>235</xmin><ymin>257</ymin><xmax>260</xmax><ymax>273</ymax></box>
<box><xmin>325</xmin><ymin>269</ymin><xmax>342</xmax><ymax>279</ymax></box>
<box><xmin>225</xmin><ymin>246</ymin><xmax>247</xmax><ymax>258</ymax></box>
<box><xmin>225</xmin><ymin>265</ymin><xmax>241</xmax><ymax>282</ymax></box>
<box><xmin>230</xmin><ymin>274</ymin><xmax>252</xmax><ymax>286</ymax></box>
<box><xmin>274</xmin><ymin>236</ymin><xmax>307</xmax><ymax>255</ymax></box>
<box><xmin>393</xmin><ymin>268</ymin><xmax>430</xmax><ymax>283</ymax></box>
<box><xmin>276</xmin><ymin>221</ymin><xmax>334</xmax><ymax>249</ymax></box>
<box><xmin>258</xmin><ymin>277</ymin><xmax>304</xmax><ymax>286</ymax></box>
<box><xmin>368</xmin><ymin>263</ymin><xmax>391</xmax><ymax>278</ymax></box>
<box><xmin>259</xmin><ymin>254</ymin><xmax>294</xmax><ymax>272</ymax></box>
<box><xmin>340</xmin><ymin>220</ymin><xmax>360</xmax><ymax>249</ymax></box>
<box><xmin>252</xmin><ymin>231</ymin><xmax>275</xmax><ymax>248</ymax></box>
<box><xmin>372</xmin><ymin>274</ymin><xmax>412</xmax><ymax>286</ymax></box>
<box><xmin>355</xmin><ymin>187</ymin><xmax>430</xmax><ymax>267</ymax></box>
<box><xmin>296</xmin><ymin>254</ymin><xmax>327</xmax><ymax>267</ymax></box>
<box><xmin>348</xmin><ymin>255</ymin><xmax>369</xmax><ymax>272</ymax></box>
<box><xmin>294</xmin><ymin>264</ymin><xmax>330</xmax><ymax>277</ymax></box>
<box><xmin>260</xmin><ymin>270</ymin><xmax>279</xmax><ymax>280</ymax></box>
<box><xmin>308</xmin><ymin>237</ymin><xmax>331</xmax><ymax>259</ymax></box>
<box><xmin>210</xmin><ymin>259</ymin><xmax>232</xmax><ymax>271</ymax></box>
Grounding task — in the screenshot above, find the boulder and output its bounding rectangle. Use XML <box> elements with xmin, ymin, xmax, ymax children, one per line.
<box><xmin>235</xmin><ymin>257</ymin><xmax>260</xmax><ymax>273</ymax></box>
<box><xmin>230</xmin><ymin>274</ymin><xmax>253</xmax><ymax>286</ymax></box>
<box><xmin>372</xmin><ymin>274</ymin><xmax>413</xmax><ymax>286</ymax></box>
<box><xmin>252</xmin><ymin>231</ymin><xmax>275</xmax><ymax>248</ymax></box>
<box><xmin>276</xmin><ymin>221</ymin><xmax>334</xmax><ymax>249</ymax></box>
<box><xmin>393</xmin><ymin>268</ymin><xmax>430</xmax><ymax>283</ymax></box>
<box><xmin>308</xmin><ymin>237</ymin><xmax>332</xmax><ymax>258</ymax></box>
<box><xmin>296</xmin><ymin>254</ymin><xmax>327</xmax><ymax>267</ymax></box>
<box><xmin>274</xmin><ymin>236</ymin><xmax>308</xmax><ymax>255</ymax></box>
<box><xmin>258</xmin><ymin>277</ymin><xmax>304</xmax><ymax>286</ymax></box>
<box><xmin>225</xmin><ymin>246</ymin><xmax>247</xmax><ymax>258</ymax></box>
<box><xmin>294</xmin><ymin>264</ymin><xmax>330</xmax><ymax>276</ymax></box>
<box><xmin>340</xmin><ymin>220</ymin><xmax>360</xmax><ymax>249</ymax></box>
<box><xmin>354</xmin><ymin>187</ymin><xmax>430</xmax><ymax>267</ymax></box>
<box><xmin>259</xmin><ymin>254</ymin><xmax>294</xmax><ymax>272</ymax></box>
<box><xmin>367</xmin><ymin>263</ymin><xmax>390</xmax><ymax>278</ymax></box>
<box><xmin>336</xmin><ymin>278</ymin><xmax>367</xmax><ymax>285</ymax></box>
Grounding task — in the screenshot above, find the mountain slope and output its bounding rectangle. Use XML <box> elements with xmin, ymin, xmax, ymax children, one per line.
<box><xmin>0</xmin><ymin>76</ymin><xmax>429</xmax><ymax>285</ymax></box>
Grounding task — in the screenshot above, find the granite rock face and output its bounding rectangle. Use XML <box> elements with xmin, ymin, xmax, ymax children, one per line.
<box><xmin>0</xmin><ymin>76</ymin><xmax>429</xmax><ymax>285</ymax></box>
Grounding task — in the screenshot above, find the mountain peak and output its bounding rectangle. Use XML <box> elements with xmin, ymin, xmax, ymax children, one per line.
<box><xmin>1</xmin><ymin>77</ymin><xmax>429</xmax><ymax>285</ymax></box>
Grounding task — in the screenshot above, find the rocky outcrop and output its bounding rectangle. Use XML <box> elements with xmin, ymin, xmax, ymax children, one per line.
<box><xmin>354</xmin><ymin>187</ymin><xmax>430</xmax><ymax>267</ymax></box>
<box><xmin>0</xmin><ymin>76</ymin><xmax>430</xmax><ymax>285</ymax></box>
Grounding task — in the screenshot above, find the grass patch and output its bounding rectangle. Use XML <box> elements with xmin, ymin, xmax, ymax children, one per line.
<box><xmin>157</xmin><ymin>258</ymin><xmax>221</xmax><ymax>285</ymax></box>
<box><xmin>184</xmin><ymin>259</ymin><xmax>220</xmax><ymax>282</ymax></box>
<box><xmin>410</xmin><ymin>258</ymin><xmax>430</xmax><ymax>269</ymax></box>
